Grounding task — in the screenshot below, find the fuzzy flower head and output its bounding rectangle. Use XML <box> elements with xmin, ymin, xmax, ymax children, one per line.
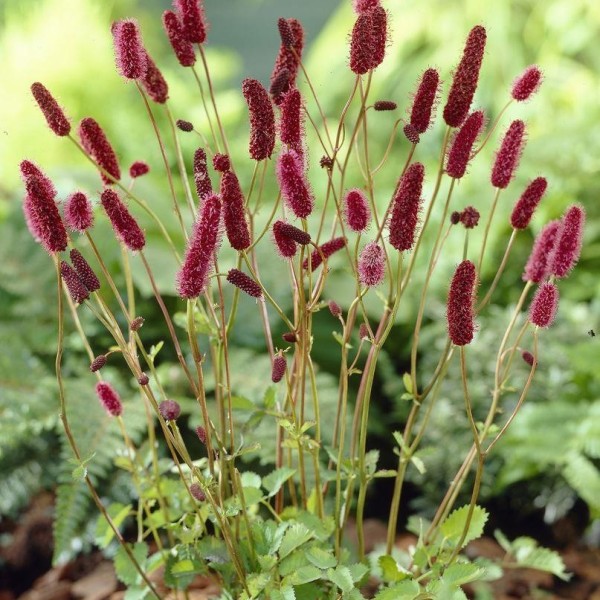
<box><xmin>522</xmin><ymin>220</ymin><xmax>561</xmax><ymax>283</ymax></box>
<box><xmin>140</xmin><ymin>51</ymin><xmax>169</xmax><ymax>104</ymax></box>
<box><xmin>60</xmin><ymin>261</ymin><xmax>90</xmax><ymax>305</ymax></box>
<box><xmin>280</xmin><ymin>88</ymin><xmax>304</xmax><ymax>151</ymax></box>
<box><xmin>226</xmin><ymin>269</ymin><xmax>262</xmax><ymax>298</ymax></box>
<box><xmin>70</xmin><ymin>249</ymin><xmax>100</xmax><ymax>292</ymax></box>
<box><xmin>242</xmin><ymin>78</ymin><xmax>276</xmax><ymax>161</ymax></box>
<box><xmin>100</xmin><ymin>189</ymin><xmax>146</xmax><ymax>251</ymax></box>
<box><xmin>446</xmin><ymin>110</ymin><xmax>485</xmax><ymax>179</ymax></box>
<box><xmin>220</xmin><ymin>171</ymin><xmax>251</xmax><ymax>251</ymax></box>
<box><xmin>277</xmin><ymin>150</ymin><xmax>314</xmax><ymax>219</ymax></box>
<box><xmin>273</xmin><ymin>220</ymin><xmax>310</xmax><ymax>246</ymax></box>
<box><xmin>328</xmin><ymin>300</ymin><xmax>342</xmax><ymax>318</ymax></box>
<box><xmin>529</xmin><ymin>282</ymin><xmax>559</xmax><ymax>328</ymax></box>
<box><xmin>271</xmin><ymin>354</ymin><xmax>287</xmax><ymax>383</ymax></box>
<box><xmin>491</xmin><ymin>120</ymin><xmax>526</xmax><ymax>189</ymax></box>
<box><xmin>551</xmin><ymin>204</ymin><xmax>585</xmax><ymax>279</ymax></box>
<box><xmin>512</xmin><ymin>65</ymin><xmax>543</xmax><ymax>102</ymax></box>
<box><xmin>272</xmin><ymin>220</ymin><xmax>299</xmax><ymax>258</ymax></box>
<box><xmin>403</xmin><ymin>124</ymin><xmax>421</xmax><ymax>145</ymax></box>
<box><xmin>303</xmin><ymin>237</ymin><xmax>346</xmax><ymax>270</ymax></box>
<box><xmin>112</xmin><ymin>19</ymin><xmax>148</xmax><ymax>80</ymax></box>
<box><xmin>353</xmin><ymin>0</ymin><xmax>381</xmax><ymax>13</ymax></box>
<box><xmin>193</xmin><ymin>148</ymin><xmax>212</xmax><ymax>201</ymax></box>
<box><xmin>163</xmin><ymin>10</ymin><xmax>196</xmax><ymax>67</ymax></box>
<box><xmin>460</xmin><ymin>206</ymin><xmax>480</xmax><ymax>229</ymax></box>
<box><xmin>344</xmin><ymin>189</ymin><xmax>371</xmax><ymax>233</ymax></box>
<box><xmin>129</xmin><ymin>161</ymin><xmax>150</xmax><ymax>179</ymax></box>
<box><xmin>358</xmin><ymin>242</ymin><xmax>386</xmax><ymax>287</ymax></box>
<box><xmin>409</xmin><ymin>68</ymin><xmax>440</xmax><ymax>135</ymax></box>
<box><xmin>270</xmin><ymin>18</ymin><xmax>304</xmax><ymax>105</ymax></box>
<box><xmin>447</xmin><ymin>260</ymin><xmax>477</xmax><ymax>346</ymax></box>
<box><xmin>510</xmin><ymin>177</ymin><xmax>547</xmax><ymax>230</ymax></box>
<box><xmin>174</xmin><ymin>0</ymin><xmax>208</xmax><ymax>44</ymax></box>
<box><xmin>31</xmin><ymin>82</ymin><xmax>71</xmax><ymax>137</ymax></box>
<box><xmin>388</xmin><ymin>162</ymin><xmax>424</xmax><ymax>251</ymax></box>
<box><xmin>79</xmin><ymin>117</ymin><xmax>121</xmax><ymax>185</ymax></box>
<box><xmin>212</xmin><ymin>153</ymin><xmax>231</xmax><ymax>173</ymax></box>
<box><xmin>349</xmin><ymin>6</ymin><xmax>387</xmax><ymax>74</ymax></box>
<box><xmin>159</xmin><ymin>399</ymin><xmax>181</xmax><ymax>421</ymax></box>
<box><xmin>96</xmin><ymin>382</ymin><xmax>123</xmax><ymax>417</ymax></box>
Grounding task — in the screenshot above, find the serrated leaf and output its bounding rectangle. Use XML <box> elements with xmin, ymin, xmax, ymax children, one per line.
<box><xmin>247</xmin><ymin>572</ymin><xmax>270</xmax><ymax>597</ymax></box>
<box><xmin>95</xmin><ymin>503</ymin><xmax>131</xmax><ymax>549</ymax></box>
<box><xmin>378</xmin><ymin>555</ymin><xmax>406</xmax><ymax>583</ymax></box>
<box><xmin>114</xmin><ymin>542</ymin><xmax>148</xmax><ymax>586</ymax></box>
<box><xmin>263</xmin><ymin>467</ymin><xmax>296</xmax><ymax>498</ymax></box>
<box><xmin>442</xmin><ymin>562</ymin><xmax>485</xmax><ymax>586</ymax></box>
<box><xmin>373</xmin><ymin>580</ymin><xmax>420</xmax><ymax>599</ymax></box>
<box><xmin>171</xmin><ymin>559</ymin><xmax>195</xmax><ymax>576</ymax></box>
<box><xmin>348</xmin><ymin>563</ymin><xmax>368</xmax><ymax>583</ymax></box>
<box><xmin>328</xmin><ymin>565</ymin><xmax>354</xmax><ymax>594</ymax></box>
<box><xmin>279</xmin><ymin>523</ymin><xmax>313</xmax><ymax>558</ymax></box>
<box><xmin>440</xmin><ymin>505</ymin><xmax>488</xmax><ymax>548</ymax></box>
<box><xmin>231</xmin><ymin>395</ymin><xmax>256</xmax><ymax>411</ymax></box>
<box><xmin>306</xmin><ymin>546</ymin><xmax>337</xmax><ymax>569</ymax></box>
<box><xmin>332</xmin><ymin>330</ymin><xmax>352</xmax><ymax>348</ymax></box>
<box><xmin>263</xmin><ymin>386</ymin><xmax>277</xmax><ymax>410</ymax></box>
<box><xmin>271</xmin><ymin>586</ymin><xmax>296</xmax><ymax>600</ymax></box>
<box><xmin>510</xmin><ymin>539</ymin><xmax>570</xmax><ymax>581</ymax></box>
<box><xmin>123</xmin><ymin>587</ymin><xmax>149</xmax><ymax>600</ymax></box>
<box><xmin>241</xmin><ymin>471</ymin><xmax>262</xmax><ymax>488</ymax></box>
<box><xmin>149</xmin><ymin>341</ymin><xmax>164</xmax><ymax>361</ymax></box>
<box><xmin>285</xmin><ymin>565</ymin><xmax>322</xmax><ymax>586</ymax></box>
<box><xmin>242</xmin><ymin>486</ymin><xmax>264</xmax><ymax>506</ymax></box>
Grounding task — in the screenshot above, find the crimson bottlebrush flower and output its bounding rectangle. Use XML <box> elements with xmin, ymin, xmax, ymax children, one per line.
<box><xmin>129</xmin><ymin>161</ymin><xmax>150</xmax><ymax>178</ymax></box>
<box><xmin>90</xmin><ymin>355</ymin><xmax>107</xmax><ymax>372</ymax></box>
<box><xmin>277</xmin><ymin>150</ymin><xmax>314</xmax><ymax>219</ymax></box>
<box><xmin>220</xmin><ymin>171</ymin><xmax>251</xmax><ymax>251</ymax></box>
<box><xmin>403</xmin><ymin>123</ymin><xmax>420</xmax><ymax>145</ymax></box>
<box><xmin>303</xmin><ymin>236</ymin><xmax>346</xmax><ymax>270</ymax></box>
<box><xmin>447</xmin><ymin>260</ymin><xmax>477</xmax><ymax>346</ymax></box>
<box><xmin>529</xmin><ymin>282</ymin><xmax>559</xmax><ymax>328</ymax></box>
<box><xmin>64</xmin><ymin>191</ymin><xmax>93</xmax><ymax>233</ymax></box>
<box><xmin>138</xmin><ymin>373</ymin><xmax>149</xmax><ymax>386</ymax></box>
<box><xmin>388</xmin><ymin>162</ymin><xmax>424</xmax><ymax>251</ymax></box>
<box><xmin>70</xmin><ymin>249</ymin><xmax>100</xmax><ymax>292</ymax></box>
<box><xmin>370</xmin><ymin>6</ymin><xmax>387</xmax><ymax>70</ymax></box>
<box><xmin>226</xmin><ymin>269</ymin><xmax>262</xmax><ymax>298</ymax></box>
<box><xmin>31</xmin><ymin>82</ymin><xmax>71</xmax><ymax>136</ymax></box>
<box><xmin>20</xmin><ymin>160</ymin><xmax>56</xmax><ymax>196</ymax></box>
<box><xmin>174</xmin><ymin>0</ymin><xmax>208</xmax><ymax>44</ymax></box>
<box><xmin>242</xmin><ymin>78</ymin><xmax>276</xmax><ymax>161</ymax></box>
<box><xmin>159</xmin><ymin>399</ymin><xmax>181</xmax><ymax>421</ymax></box>
<box><xmin>95</xmin><ymin>381</ymin><xmax>123</xmax><ymax>417</ymax></box>
<box><xmin>272</xmin><ymin>221</ymin><xmax>298</xmax><ymax>258</ymax></box>
<box><xmin>212</xmin><ymin>153</ymin><xmax>230</xmax><ymax>173</ymax></box>
<box><xmin>60</xmin><ymin>261</ymin><xmax>90</xmax><ymax>304</ymax></box>
<box><xmin>511</xmin><ymin>177</ymin><xmax>547</xmax><ymax>230</ymax></box>
<box><xmin>523</xmin><ymin>220</ymin><xmax>561</xmax><ymax>283</ymax></box>
<box><xmin>359</xmin><ymin>323</ymin><xmax>369</xmax><ymax>339</ymax></box>
<box><xmin>446</xmin><ymin>110</ymin><xmax>485</xmax><ymax>179</ymax></box>
<box><xmin>521</xmin><ymin>350</ymin><xmax>535</xmax><ymax>367</ymax></box>
<box><xmin>551</xmin><ymin>204</ymin><xmax>585</xmax><ymax>279</ymax></box>
<box><xmin>443</xmin><ymin>26</ymin><xmax>487</xmax><ymax>127</ymax></box>
<box><xmin>277</xmin><ymin>17</ymin><xmax>294</xmax><ymax>48</ymax></box>
<box><xmin>190</xmin><ymin>483</ymin><xmax>206</xmax><ymax>501</ymax></box>
<box><xmin>130</xmin><ymin>316</ymin><xmax>145</xmax><ymax>331</ymax></box>
<box><xmin>176</xmin><ymin>194</ymin><xmax>222</xmax><ymax>298</ymax></box>
<box><xmin>282</xmin><ymin>332</ymin><xmax>297</xmax><ymax>343</ymax></box>
<box><xmin>271</xmin><ymin>354</ymin><xmax>287</xmax><ymax>383</ymax></box>
<box><xmin>270</xmin><ymin>18</ymin><xmax>304</xmax><ymax>105</ymax></box>
<box><xmin>328</xmin><ymin>300</ymin><xmax>342</xmax><ymax>318</ymax></box>
<box><xmin>140</xmin><ymin>51</ymin><xmax>169</xmax><ymax>104</ymax></box>
<box><xmin>112</xmin><ymin>19</ymin><xmax>147</xmax><ymax>80</ymax></box>
<box><xmin>273</xmin><ymin>220</ymin><xmax>310</xmax><ymax>245</ymax></box>
<box><xmin>512</xmin><ymin>65</ymin><xmax>543</xmax><ymax>102</ymax></box>
<box><xmin>79</xmin><ymin>117</ymin><xmax>121</xmax><ymax>185</ymax></box>
<box><xmin>491</xmin><ymin>120</ymin><xmax>526</xmax><ymax>189</ymax></box>
<box><xmin>374</xmin><ymin>100</ymin><xmax>397</xmax><ymax>111</ymax></box>
<box><xmin>280</xmin><ymin>88</ymin><xmax>303</xmax><ymax>151</ymax></box>
<box><xmin>353</xmin><ymin>0</ymin><xmax>380</xmax><ymax>13</ymax></box>
<box><xmin>358</xmin><ymin>242</ymin><xmax>386</xmax><ymax>287</ymax></box>
<box><xmin>163</xmin><ymin>10</ymin><xmax>196</xmax><ymax>67</ymax></box>
<box><xmin>195</xmin><ymin>426</ymin><xmax>207</xmax><ymax>445</ymax></box>
<box><xmin>344</xmin><ymin>189</ymin><xmax>371</xmax><ymax>233</ymax></box>
<box><xmin>177</xmin><ymin>119</ymin><xmax>194</xmax><ymax>132</ymax></box>
<box><xmin>100</xmin><ymin>189</ymin><xmax>146</xmax><ymax>251</ymax></box>
<box><xmin>460</xmin><ymin>206</ymin><xmax>480</xmax><ymax>229</ymax></box>
<box><xmin>193</xmin><ymin>148</ymin><xmax>212</xmax><ymax>201</ymax></box>
<box><xmin>410</xmin><ymin>68</ymin><xmax>440</xmax><ymax>134</ymax></box>
<box><xmin>349</xmin><ymin>7</ymin><xmax>387</xmax><ymax>74</ymax></box>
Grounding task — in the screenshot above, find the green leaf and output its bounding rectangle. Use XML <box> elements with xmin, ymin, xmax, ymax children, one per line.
<box><xmin>442</xmin><ymin>562</ymin><xmax>486</xmax><ymax>586</ymax></box>
<box><xmin>402</xmin><ymin>373</ymin><xmax>413</xmax><ymax>394</ymax></box>
<box><xmin>562</xmin><ymin>452</ymin><xmax>600</xmax><ymax>514</ymax></box>
<box><xmin>69</xmin><ymin>452</ymin><xmax>96</xmax><ymax>481</ymax></box>
<box><xmin>285</xmin><ymin>565</ymin><xmax>322</xmax><ymax>586</ymax></box>
<box><xmin>149</xmin><ymin>341</ymin><xmax>164</xmax><ymax>361</ymax></box>
<box><xmin>171</xmin><ymin>559</ymin><xmax>195</xmax><ymax>576</ymax></box>
<box><xmin>241</xmin><ymin>471</ymin><xmax>262</xmax><ymax>489</ymax></box>
<box><xmin>348</xmin><ymin>563</ymin><xmax>369</xmax><ymax>583</ymax></box>
<box><xmin>114</xmin><ymin>542</ymin><xmax>148</xmax><ymax>586</ymax></box>
<box><xmin>510</xmin><ymin>537</ymin><xmax>570</xmax><ymax>581</ymax></box>
<box><xmin>263</xmin><ymin>467</ymin><xmax>296</xmax><ymax>498</ymax></box>
<box><xmin>123</xmin><ymin>587</ymin><xmax>149</xmax><ymax>600</ymax></box>
<box><xmin>279</xmin><ymin>523</ymin><xmax>313</xmax><ymax>558</ymax></box>
<box><xmin>247</xmin><ymin>573</ymin><xmax>271</xmax><ymax>598</ymax></box>
<box><xmin>263</xmin><ymin>386</ymin><xmax>277</xmax><ymax>410</ymax></box>
<box><xmin>271</xmin><ymin>586</ymin><xmax>296</xmax><ymax>600</ymax></box>
<box><xmin>306</xmin><ymin>546</ymin><xmax>337</xmax><ymax>569</ymax></box>
<box><xmin>373</xmin><ymin>580</ymin><xmax>420</xmax><ymax>599</ymax></box>
<box><xmin>378</xmin><ymin>555</ymin><xmax>406</xmax><ymax>583</ymax></box>
<box><xmin>328</xmin><ymin>565</ymin><xmax>354</xmax><ymax>594</ymax></box>
<box><xmin>440</xmin><ymin>504</ymin><xmax>488</xmax><ymax>548</ymax></box>
<box><xmin>332</xmin><ymin>330</ymin><xmax>352</xmax><ymax>349</ymax></box>
<box><xmin>242</xmin><ymin>486</ymin><xmax>264</xmax><ymax>506</ymax></box>
<box><xmin>231</xmin><ymin>395</ymin><xmax>256</xmax><ymax>411</ymax></box>
<box><xmin>95</xmin><ymin>503</ymin><xmax>131</xmax><ymax>549</ymax></box>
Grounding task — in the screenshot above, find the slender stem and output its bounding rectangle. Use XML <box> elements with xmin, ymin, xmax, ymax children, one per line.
<box><xmin>477</xmin><ymin>187</ymin><xmax>502</xmax><ymax>274</ymax></box>
<box><xmin>478</xmin><ymin>229</ymin><xmax>517</xmax><ymax>311</ymax></box>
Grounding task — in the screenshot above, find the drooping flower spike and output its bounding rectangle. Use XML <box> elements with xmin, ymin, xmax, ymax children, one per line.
<box><xmin>30</xmin><ymin>82</ymin><xmax>71</xmax><ymax>137</ymax></box>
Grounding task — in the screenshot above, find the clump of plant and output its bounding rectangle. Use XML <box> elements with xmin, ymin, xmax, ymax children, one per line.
<box><xmin>21</xmin><ymin>0</ymin><xmax>583</xmax><ymax>597</ymax></box>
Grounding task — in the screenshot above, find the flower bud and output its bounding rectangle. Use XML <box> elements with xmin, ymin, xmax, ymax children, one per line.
<box><xmin>195</xmin><ymin>426</ymin><xmax>207</xmax><ymax>445</ymax></box>
<box><xmin>212</xmin><ymin>153</ymin><xmax>230</xmax><ymax>173</ymax></box>
<box><xmin>138</xmin><ymin>373</ymin><xmax>150</xmax><ymax>386</ymax></box>
<box><xmin>551</xmin><ymin>205</ymin><xmax>585</xmax><ymax>279</ymax></box>
<box><xmin>273</xmin><ymin>220</ymin><xmax>310</xmax><ymax>246</ymax></box>
<box><xmin>221</xmin><ymin>172</ymin><xmax>251</xmax><ymax>251</ymax></box>
<box><xmin>521</xmin><ymin>350</ymin><xmax>535</xmax><ymax>367</ymax></box>
<box><xmin>460</xmin><ymin>206</ymin><xmax>480</xmax><ymax>229</ymax></box>
<box><xmin>282</xmin><ymin>332</ymin><xmax>297</xmax><ymax>343</ymax></box>
<box><xmin>60</xmin><ymin>261</ymin><xmax>89</xmax><ymax>304</ymax></box>
<box><xmin>491</xmin><ymin>120</ymin><xmax>526</xmax><ymax>189</ymax></box>
<box><xmin>190</xmin><ymin>483</ymin><xmax>205</xmax><ymax>501</ymax></box>
<box><xmin>159</xmin><ymin>399</ymin><xmax>181</xmax><ymax>421</ymax></box>
<box><xmin>529</xmin><ymin>282</ymin><xmax>559</xmax><ymax>328</ymax></box>
<box><xmin>388</xmin><ymin>163</ymin><xmax>424</xmax><ymax>251</ymax></box>
<box><xmin>358</xmin><ymin>242</ymin><xmax>386</xmax><ymax>287</ymax></box>
<box><xmin>271</xmin><ymin>354</ymin><xmax>287</xmax><ymax>383</ymax></box>
<box><xmin>512</xmin><ymin>65</ymin><xmax>543</xmax><ymax>102</ymax></box>
<box><xmin>177</xmin><ymin>119</ymin><xmax>194</xmax><ymax>132</ymax></box>
<box><xmin>344</xmin><ymin>189</ymin><xmax>371</xmax><ymax>233</ymax></box>
<box><xmin>328</xmin><ymin>300</ymin><xmax>342</xmax><ymax>318</ymax></box>
<box><xmin>100</xmin><ymin>189</ymin><xmax>146</xmax><ymax>251</ymax></box>
<box><xmin>130</xmin><ymin>316</ymin><xmax>145</xmax><ymax>331</ymax></box>
<box><xmin>70</xmin><ymin>249</ymin><xmax>100</xmax><ymax>292</ymax></box>
<box><xmin>374</xmin><ymin>100</ymin><xmax>397</xmax><ymax>111</ymax></box>
<box><xmin>95</xmin><ymin>381</ymin><xmax>123</xmax><ymax>417</ymax></box>
<box><xmin>446</xmin><ymin>110</ymin><xmax>485</xmax><ymax>179</ymax></box>
<box><xmin>129</xmin><ymin>161</ymin><xmax>150</xmax><ymax>178</ymax></box>
<box><xmin>226</xmin><ymin>269</ymin><xmax>262</xmax><ymax>298</ymax></box>
<box><xmin>79</xmin><ymin>117</ymin><xmax>121</xmax><ymax>185</ymax></box>
<box><xmin>193</xmin><ymin>148</ymin><xmax>212</xmax><ymax>201</ymax></box>
<box><xmin>270</xmin><ymin>18</ymin><xmax>304</xmax><ymax>105</ymax></box>
<box><xmin>140</xmin><ymin>51</ymin><xmax>169</xmax><ymax>104</ymax></box>
<box><xmin>90</xmin><ymin>355</ymin><xmax>107</xmax><ymax>372</ymax></box>
<box><xmin>510</xmin><ymin>177</ymin><xmax>547</xmax><ymax>230</ymax></box>
<box><xmin>403</xmin><ymin>123</ymin><xmax>420</xmax><ymax>145</ymax></box>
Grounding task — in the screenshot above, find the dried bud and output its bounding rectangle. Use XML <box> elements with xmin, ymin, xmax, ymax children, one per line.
<box><xmin>328</xmin><ymin>300</ymin><xmax>342</xmax><ymax>318</ymax></box>
<box><xmin>140</xmin><ymin>51</ymin><xmax>169</xmax><ymax>104</ymax></box>
<box><xmin>212</xmin><ymin>153</ymin><xmax>231</xmax><ymax>173</ymax></box>
<box><xmin>443</xmin><ymin>25</ymin><xmax>487</xmax><ymax>127</ymax></box>
<box><xmin>112</xmin><ymin>19</ymin><xmax>147</xmax><ymax>80</ymax></box>
<box><xmin>129</xmin><ymin>161</ymin><xmax>150</xmax><ymax>178</ymax></box>
<box><xmin>358</xmin><ymin>242</ymin><xmax>386</xmax><ymax>287</ymax></box>
<box><xmin>100</xmin><ymin>189</ymin><xmax>146</xmax><ymax>251</ymax></box>
<box><xmin>388</xmin><ymin>163</ymin><xmax>424</xmax><ymax>251</ymax></box>
<box><xmin>512</xmin><ymin>65</ymin><xmax>543</xmax><ymax>102</ymax></box>
<box><xmin>273</xmin><ymin>220</ymin><xmax>310</xmax><ymax>245</ymax></box>
<box><xmin>460</xmin><ymin>206</ymin><xmax>480</xmax><ymax>229</ymax></box>
<box><xmin>271</xmin><ymin>354</ymin><xmax>287</xmax><ymax>383</ymax></box>
<box><xmin>193</xmin><ymin>148</ymin><xmax>213</xmax><ymax>200</ymax></box>
<box><xmin>90</xmin><ymin>355</ymin><xmax>107</xmax><ymax>372</ymax></box>
<box><xmin>277</xmin><ymin>150</ymin><xmax>314</xmax><ymax>219</ymax></box>
<box><xmin>226</xmin><ymin>269</ymin><xmax>262</xmax><ymax>298</ymax></box>
<box><xmin>159</xmin><ymin>399</ymin><xmax>181</xmax><ymax>421</ymax></box>
<box><xmin>529</xmin><ymin>282</ymin><xmax>559</xmax><ymax>328</ymax></box>
<box><xmin>523</xmin><ymin>220</ymin><xmax>561</xmax><ymax>283</ymax></box>
<box><xmin>221</xmin><ymin>172</ymin><xmax>251</xmax><ymax>251</ymax></box>
<box><xmin>138</xmin><ymin>373</ymin><xmax>150</xmax><ymax>386</ymax></box>
<box><xmin>79</xmin><ymin>117</ymin><xmax>121</xmax><ymax>185</ymax></box>
<box><xmin>521</xmin><ymin>350</ymin><xmax>535</xmax><ymax>367</ymax></box>
<box><xmin>409</xmin><ymin>68</ymin><xmax>440</xmax><ymax>134</ymax></box>
<box><xmin>242</xmin><ymin>78</ymin><xmax>276</xmax><ymax>161</ymax></box>
<box><xmin>511</xmin><ymin>177</ymin><xmax>547</xmax><ymax>230</ymax></box>
<box><xmin>64</xmin><ymin>191</ymin><xmax>93</xmax><ymax>233</ymax></box>
<box><xmin>195</xmin><ymin>426</ymin><xmax>207</xmax><ymax>445</ymax></box>
<box><xmin>31</xmin><ymin>82</ymin><xmax>71</xmax><ymax>136</ymax></box>
<box><xmin>190</xmin><ymin>483</ymin><xmax>205</xmax><ymax>501</ymax></box>
<box><xmin>320</xmin><ymin>155</ymin><xmax>334</xmax><ymax>170</ymax></box>
<box><xmin>551</xmin><ymin>205</ymin><xmax>585</xmax><ymax>279</ymax></box>
<box><xmin>277</xmin><ymin>17</ymin><xmax>294</xmax><ymax>48</ymax></box>
<box><xmin>359</xmin><ymin>323</ymin><xmax>370</xmax><ymax>339</ymax></box>
<box><xmin>130</xmin><ymin>316</ymin><xmax>145</xmax><ymax>331</ymax></box>
<box><xmin>174</xmin><ymin>0</ymin><xmax>208</xmax><ymax>44</ymax></box>
<box><xmin>70</xmin><ymin>249</ymin><xmax>100</xmax><ymax>292</ymax></box>
<box><xmin>374</xmin><ymin>100</ymin><xmax>397</xmax><ymax>111</ymax></box>
<box><xmin>344</xmin><ymin>189</ymin><xmax>371</xmax><ymax>233</ymax></box>
<box><xmin>349</xmin><ymin>7</ymin><xmax>387</xmax><ymax>74</ymax></box>
<box><xmin>403</xmin><ymin>123</ymin><xmax>421</xmax><ymax>145</ymax></box>
<box><xmin>176</xmin><ymin>194</ymin><xmax>222</xmax><ymax>298</ymax></box>
<box><xmin>270</xmin><ymin>18</ymin><xmax>304</xmax><ymax>104</ymax></box>
<box><xmin>177</xmin><ymin>119</ymin><xmax>194</xmax><ymax>132</ymax></box>
<box><xmin>163</xmin><ymin>10</ymin><xmax>196</xmax><ymax>67</ymax></box>
<box><xmin>303</xmin><ymin>237</ymin><xmax>346</xmax><ymax>270</ymax></box>
<box><xmin>446</xmin><ymin>110</ymin><xmax>485</xmax><ymax>179</ymax></box>
<box><xmin>491</xmin><ymin>120</ymin><xmax>526</xmax><ymax>189</ymax></box>
<box><xmin>450</xmin><ymin>211</ymin><xmax>461</xmax><ymax>225</ymax></box>
<box><xmin>95</xmin><ymin>381</ymin><xmax>123</xmax><ymax>417</ymax></box>
<box><xmin>282</xmin><ymin>332</ymin><xmax>297</xmax><ymax>343</ymax></box>
<box><xmin>280</xmin><ymin>89</ymin><xmax>303</xmax><ymax>151</ymax></box>
<box><xmin>447</xmin><ymin>260</ymin><xmax>477</xmax><ymax>346</ymax></box>
<box><xmin>272</xmin><ymin>222</ymin><xmax>298</xmax><ymax>258</ymax></box>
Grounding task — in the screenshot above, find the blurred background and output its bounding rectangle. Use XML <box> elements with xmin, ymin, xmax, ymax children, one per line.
<box><xmin>1</xmin><ymin>0</ymin><xmax>599</xmax><ymax>595</ymax></box>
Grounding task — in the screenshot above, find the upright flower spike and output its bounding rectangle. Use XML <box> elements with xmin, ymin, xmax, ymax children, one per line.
<box><xmin>100</xmin><ymin>189</ymin><xmax>146</xmax><ymax>251</ymax></box>
<box><xmin>212</xmin><ymin>153</ymin><xmax>231</xmax><ymax>173</ymax></box>
<box><xmin>523</xmin><ymin>220</ymin><xmax>561</xmax><ymax>283</ymax></box>
<box><xmin>242</xmin><ymin>78</ymin><xmax>276</xmax><ymax>161</ymax></box>
<box><xmin>30</xmin><ymin>82</ymin><xmax>71</xmax><ymax>137</ymax></box>
<box><xmin>280</xmin><ymin>88</ymin><xmax>303</xmax><ymax>151</ymax></box>
<box><xmin>220</xmin><ymin>171</ymin><xmax>251</xmax><ymax>251</ymax></box>
<box><xmin>491</xmin><ymin>120</ymin><xmax>526</xmax><ymax>189</ymax></box>
<box><xmin>60</xmin><ymin>261</ymin><xmax>90</xmax><ymax>304</ymax></box>
<box><xmin>270</xmin><ymin>18</ymin><xmax>304</xmax><ymax>105</ymax></box>
<box><xmin>163</xmin><ymin>10</ymin><xmax>196</xmax><ymax>67</ymax></box>
<box><xmin>353</xmin><ymin>0</ymin><xmax>381</xmax><ymax>13</ymax></box>
<box><xmin>176</xmin><ymin>194</ymin><xmax>222</xmax><ymax>298</ymax></box>
<box><xmin>112</xmin><ymin>19</ymin><xmax>147</xmax><ymax>80</ymax></box>
<box><xmin>277</xmin><ymin>18</ymin><xmax>294</xmax><ymax>48</ymax></box>
<box><xmin>226</xmin><ymin>269</ymin><xmax>263</xmax><ymax>298</ymax></box>
<box><xmin>443</xmin><ymin>25</ymin><xmax>487</xmax><ymax>128</ymax></box>
<box><xmin>277</xmin><ymin>150</ymin><xmax>314</xmax><ymax>219</ymax></box>
<box><xmin>344</xmin><ymin>189</ymin><xmax>371</xmax><ymax>233</ymax></box>
<box><xmin>140</xmin><ymin>51</ymin><xmax>169</xmax><ymax>104</ymax></box>
<box><xmin>551</xmin><ymin>205</ymin><xmax>585</xmax><ymax>279</ymax></box>
<box><xmin>447</xmin><ymin>260</ymin><xmax>477</xmax><ymax>346</ymax></box>
<box><xmin>511</xmin><ymin>177</ymin><xmax>548</xmax><ymax>230</ymax></box>
<box><xmin>388</xmin><ymin>162</ymin><xmax>424</xmax><ymax>251</ymax></box>
<box><xmin>95</xmin><ymin>382</ymin><xmax>123</xmax><ymax>417</ymax></box>
<box><xmin>64</xmin><ymin>192</ymin><xmax>93</xmax><ymax>233</ymax></box>
<box><xmin>174</xmin><ymin>0</ymin><xmax>208</xmax><ymax>44</ymax></box>
<box><xmin>446</xmin><ymin>110</ymin><xmax>485</xmax><ymax>179</ymax></box>
<box><xmin>349</xmin><ymin>7</ymin><xmax>388</xmax><ymax>74</ymax></box>
<box><xmin>512</xmin><ymin>65</ymin><xmax>543</xmax><ymax>101</ymax></box>
<box><xmin>529</xmin><ymin>282</ymin><xmax>559</xmax><ymax>328</ymax></box>
<box><xmin>409</xmin><ymin>68</ymin><xmax>440</xmax><ymax>135</ymax></box>
<box><xmin>193</xmin><ymin>148</ymin><xmax>212</xmax><ymax>201</ymax></box>
<box><xmin>79</xmin><ymin>118</ymin><xmax>121</xmax><ymax>185</ymax></box>
<box><xmin>271</xmin><ymin>354</ymin><xmax>287</xmax><ymax>383</ymax></box>
<box><xmin>358</xmin><ymin>242</ymin><xmax>386</xmax><ymax>287</ymax></box>
<box><xmin>20</xmin><ymin>160</ymin><xmax>56</xmax><ymax>196</ymax></box>
<box><xmin>70</xmin><ymin>249</ymin><xmax>100</xmax><ymax>292</ymax></box>
<box><xmin>303</xmin><ymin>237</ymin><xmax>346</xmax><ymax>270</ymax></box>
